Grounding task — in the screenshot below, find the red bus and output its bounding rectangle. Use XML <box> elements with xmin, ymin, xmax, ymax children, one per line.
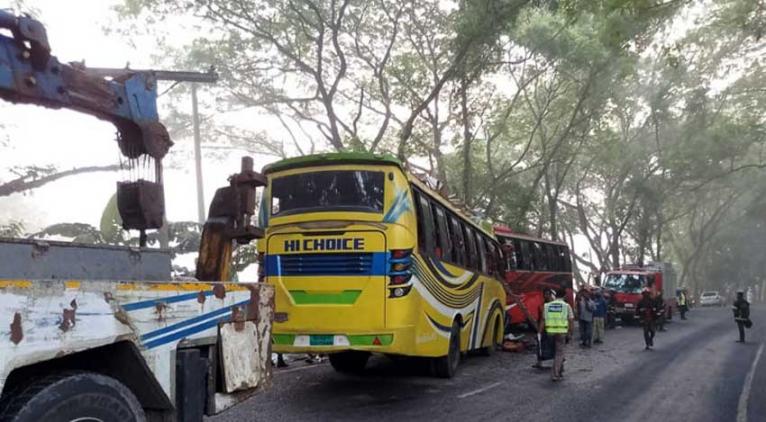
<box><xmin>494</xmin><ymin>225</ymin><xmax>574</xmax><ymax>328</ymax></box>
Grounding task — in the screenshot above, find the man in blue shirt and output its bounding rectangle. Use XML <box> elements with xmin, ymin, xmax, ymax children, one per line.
<box><xmin>592</xmin><ymin>289</ymin><xmax>608</xmax><ymax>344</ymax></box>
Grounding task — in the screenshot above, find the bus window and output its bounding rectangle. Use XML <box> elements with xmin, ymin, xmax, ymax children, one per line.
<box><xmin>463</xmin><ymin>225</ymin><xmax>478</xmax><ymax>271</ymax></box>
<box><xmin>562</xmin><ymin>247</ymin><xmax>572</xmax><ymax>272</ymax></box>
<box><xmin>476</xmin><ymin>234</ymin><xmax>488</xmax><ymax>274</ymax></box>
<box><xmin>501</xmin><ymin>239</ymin><xmax>517</xmax><ymax>270</ymax></box>
<box><xmin>518</xmin><ymin>240</ymin><xmax>531</xmax><ymax>270</ymax></box>
<box><xmin>512</xmin><ymin>240</ymin><xmax>522</xmax><ymax>270</ymax></box>
<box><xmin>413</xmin><ymin>189</ymin><xmax>435</xmax><ymax>255</ymax></box>
<box><xmin>432</xmin><ymin>204</ymin><xmax>452</xmax><ymax>261</ymax></box>
<box><xmin>544</xmin><ymin>243</ymin><xmax>556</xmax><ymax>271</ymax></box>
<box><xmin>271</xmin><ymin>170</ymin><xmax>384</xmax><ymax>216</ymax></box>
<box><xmin>448</xmin><ymin>215</ymin><xmax>466</xmax><ymax>267</ymax></box>
<box><xmin>531</xmin><ymin>242</ymin><xmax>544</xmax><ymax>270</ymax></box>
<box><xmin>496</xmin><ymin>242</ymin><xmax>505</xmax><ymax>278</ymax></box>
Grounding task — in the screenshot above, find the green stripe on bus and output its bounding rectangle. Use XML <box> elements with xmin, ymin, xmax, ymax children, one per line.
<box><xmin>289</xmin><ymin>290</ymin><xmax>362</xmax><ymax>304</ymax></box>
<box><xmin>272</xmin><ymin>334</ymin><xmax>295</xmax><ymax>345</ymax></box>
<box><xmin>348</xmin><ymin>334</ymin><xmax>394</xmax><ymax>346</ymax></box>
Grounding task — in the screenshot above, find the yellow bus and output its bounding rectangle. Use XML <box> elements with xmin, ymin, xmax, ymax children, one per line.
<box><xmin>257</xmin><ymin>152</ymin><xmax>506</xmax><ymax>377</ymax></box>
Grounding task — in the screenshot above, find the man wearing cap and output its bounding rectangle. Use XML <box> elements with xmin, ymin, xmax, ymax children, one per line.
<box><xmin>539</xmin><ymin>289</ymin><xmax>574</xmax><ymax>381</ymax></box>
<box><xmin>732</xmin><ymin>290</ymin><xmax>750</xmax><ymax>343</ymax></box>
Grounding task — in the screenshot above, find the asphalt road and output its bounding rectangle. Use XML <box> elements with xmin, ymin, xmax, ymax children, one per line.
<box><xmin>209</xmin><ymin>306</ymin><xmax>765</xmax><ymax>422</ymax></box>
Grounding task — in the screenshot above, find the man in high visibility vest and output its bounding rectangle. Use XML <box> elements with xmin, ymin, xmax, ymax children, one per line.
<box><xmin>539</xmin><ymin>289</ymin><xmax>574</xmax><ymax>381</ymax></box>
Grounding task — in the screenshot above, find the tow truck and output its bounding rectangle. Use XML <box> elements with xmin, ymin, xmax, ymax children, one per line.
<box><xmin>603</xmin><ymin>262</ymin><xmax>677</xmax><ymax>324</ymax></box>
<box><xmin>0</xmin><ymin>11</ymin><xmax>272</xmax><ymax>422</ymax></box>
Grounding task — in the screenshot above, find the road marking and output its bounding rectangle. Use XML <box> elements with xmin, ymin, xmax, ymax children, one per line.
<box><xmin>457</xmin><ymin>381</ymin><xmax>502</xmax><ymax>399</ymax></box>
<box><xmin>275</xmin><ymin>363</ymin><xmax>326</xmax><ymax>375</ymax></box>
<box><xmin>737</xmin><ymin>342</ymin><xmax>764</xmax><ymax>422</ymax></box>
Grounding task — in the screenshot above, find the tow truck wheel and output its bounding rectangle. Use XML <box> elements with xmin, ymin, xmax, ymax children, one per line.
<box><xmin>432</xmin><ymin>320</ymin><xmax>461</xmax><ymax>378</ymax></box>
<box><xmin>329</xmin><ymin>351</ymin><xmax>370</xmax><ymax>374</ymax></box>
<box><xmin>0</xmin><ymin>372</ymin><xmax>144</xmax><ymax>422</ymax></box>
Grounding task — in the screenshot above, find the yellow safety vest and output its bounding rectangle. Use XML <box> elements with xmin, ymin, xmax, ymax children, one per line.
<box><xmin>544</xmin><ymin>300</ymin><xmax>569</xmax><ymax>334</ymax></box>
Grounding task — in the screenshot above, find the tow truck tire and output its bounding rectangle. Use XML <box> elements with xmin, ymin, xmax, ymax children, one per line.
<box><xmin>432</xmin><ymin>320</ymin><xmax>461</xmax><ymax>378</ymax></box>
<box><xmin>0</xmin><ymin>372</ymin><xmax>145</xmax><ymax>422</ymax></box>
<box><xmin>329</xmin><ymin>351</ymin><xmax>370</xmax><ymax>374</ymax></box>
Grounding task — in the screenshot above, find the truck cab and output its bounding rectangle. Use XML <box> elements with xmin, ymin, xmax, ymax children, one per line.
<box><xmin>603</xmin><ymin>262</ymin><xmax>677</xmax><ymax>324</ymax></box>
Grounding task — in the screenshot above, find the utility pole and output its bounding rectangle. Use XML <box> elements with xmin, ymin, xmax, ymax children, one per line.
<box><xmin>191</xmin><ymin>83</ymin><xmax>205</xmax><ymax>224</ymax></box>
<box><xmin>86</xmin><ymin>67</ymin><xmax>219</xmax><ymax>244</ymax></box>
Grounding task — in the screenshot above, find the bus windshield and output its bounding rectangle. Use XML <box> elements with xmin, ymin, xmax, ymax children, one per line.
<box><xmin>271</xmin><ymin>170</ymin><xmax>385</xmax><ymax>216</ymax></box>
<box><xmin>604</xmin><ymin>274</ymin><xmax>646</xmax><ymax>293</ymax></box>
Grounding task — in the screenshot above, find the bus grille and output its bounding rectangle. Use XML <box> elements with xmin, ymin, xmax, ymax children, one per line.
<box><xmin>275</xmin><ymin>253</ymin><xmax>374</xmax><ymax>276</ymax></box>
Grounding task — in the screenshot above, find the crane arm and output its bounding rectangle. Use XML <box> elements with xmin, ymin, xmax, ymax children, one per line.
<box><xmin>0</xmin><ymin>10</ymin><xmax>171</xmax><ymax>160</ymax></box>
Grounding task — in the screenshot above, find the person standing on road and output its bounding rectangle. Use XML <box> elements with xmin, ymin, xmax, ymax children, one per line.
<box><xmin>577</xmin><ymin>289</ymin><xmax>595</xmax><ymax>348</ymax></box>
<box><xmin>732</xmin><ymin>290</ymin><xmax>751</xmax><ymax>343</ymax></box>
<box><xmin>637</xmin><ymin>290</ymin><xmax>657</xmax><ymax>350</ymax></box>
<box><xmin>539</xmin><ymin>289</ymin><xmax>574</xmax><ymax>382</ymax></box>
<box><xmin>678</xmin><ymin>289</ymin><xmax>688</xmax><ymax>320</ymax></box>
<box><xmin>533</xmin><ymin>291</ymin><xmax>555</xmax><ymax>370</ymax></box>
<box><xmin>592</xmin><ymin>289</ymin><xmax>607</xmax><ymax>344</ymax></box>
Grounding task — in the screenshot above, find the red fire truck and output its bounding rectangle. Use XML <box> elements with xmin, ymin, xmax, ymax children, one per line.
<box><xmin>494</xmin><ymin>225</ymin><xmax>574</xmax><ymax>328</ymax></box>
<box><xmin>603</xmin><ymin>262</ymin><xmax>677</xmax><ymax>324</ymax></box>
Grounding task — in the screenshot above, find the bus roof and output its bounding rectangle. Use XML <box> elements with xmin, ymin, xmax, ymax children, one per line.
<box><xmin>493</xmin><ymin>225</ymin><xmax>567</xmax><ymax>247</ymax></box>
<box><xmin>262</xmin><ymin>152</ymin><xmax>404</xmax><ymax>174</ymax></box>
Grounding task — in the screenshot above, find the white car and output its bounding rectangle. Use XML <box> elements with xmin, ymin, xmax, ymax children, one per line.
<box><xmin>699</xmin><ymin>291</ymin><xmax>724</xmax><ymax>307</ymax></box>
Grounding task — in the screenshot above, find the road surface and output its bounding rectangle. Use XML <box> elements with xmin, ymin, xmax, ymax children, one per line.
<box><xmin>210</xmin><ymin>306</ymin><xmax>765</xmax><ymax>422</ymax></box>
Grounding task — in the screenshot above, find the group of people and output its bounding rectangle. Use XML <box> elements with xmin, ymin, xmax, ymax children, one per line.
<box><xmin>573</xmin><ymin>288</ymin><xmax>609</xmax><ymax>348</ymax></box>
<box><xmin>538</xmin><ymin>286</ymin><xmax>754</xmax><ymax>382</ymax></box>
<box><xmin>535</xmin><ymin>288</ymin><xmax>611</xmax><ymax>382</ymax></box>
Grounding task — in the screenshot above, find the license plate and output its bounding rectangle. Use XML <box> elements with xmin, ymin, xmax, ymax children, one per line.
<box><xmin>310</xmin><ymin>335</ymin><xmax>334</xmax><ymax>346</ymax></box>
<box><xmin>625</xmin><ymin>303</ymin><xmax>634</xmax><ymax>308</ymax></box>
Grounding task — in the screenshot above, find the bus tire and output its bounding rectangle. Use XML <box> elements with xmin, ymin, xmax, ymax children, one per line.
<box><xmin>479</xmin><ymin>315</ymin><xmax>502</xmax><ymax>357</ymax></box>
<box><xmin>329</xmin><ymin>351</ymin><xmax>370</xmax><ymax>374</ymax></box>
<box><xmin>433</xmin><ymin>320</ymin><xmax>461</xmax><ymax>378</ymax></box>
<box><xmin>0</xmin><ymin>372</ymin><xmax>145</xmax><ymax>422</ymax></box>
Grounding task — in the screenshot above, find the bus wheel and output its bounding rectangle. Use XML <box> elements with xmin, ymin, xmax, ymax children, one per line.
<box><xmin>329</xmin><ymin>351</ymin><xmax>370</xmax><ymax>374</ymax></box>
<box><xmin>479</xmin><ymin>315</ymin><xmax>502</xmax><ymax>357</ymax></box>
<box><xmin>0</xmin><ymin>372</ymin><xmax>144</xmax><ymax>422</ymax></box>
<box><xmin>433</xmin><ymin>320</ymin><xmax>461</xmax><ymax>378</ymax></box>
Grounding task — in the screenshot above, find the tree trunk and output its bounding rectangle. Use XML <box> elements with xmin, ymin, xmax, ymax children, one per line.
<box><xmin>460</xmin><ymin>75</ymin><xmax>472</xmax><ymax>205</ymax></box>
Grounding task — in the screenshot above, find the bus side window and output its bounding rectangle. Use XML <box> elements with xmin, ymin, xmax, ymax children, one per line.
<box><xmin>487</xmin><ymin>240</ymin><xmax>500</xmax><ymax>278</ymax></box>
<box><xmin>531</xmin><ymin>242</ymin><xmax>544</xmax><ymax>271</ymax></box>
<box><xmin>513</xmin><ymin>239</ymin><xmax>527</xmax><ymax>270</ymax></box>
<box><xmin>448</xmin><ymin>215</ymin><xmax>466</xmax><ymax>267</ymax></box>
<box><xmin>508</xmin><ymin>239</ymin><xmax>520</xmax><ymax>271</ymax></box>
<box><xmin>432</xmin><ymin>204</ymin><xmax>451</xmax><ymax>261</ymax></box>
<box><xmin>562</xmin><ymin>246</ymin><xmax>572</xmax><ymax>272</ymax></box>
<box><xmin>477</xmin><ymin>234</ymin><xmax>488</xmax><ymax>274</ymax></box>
<box><xmin>413</xmin><ymin>189</ymin><xmax>435</xmax><ymax>255</ymax></box>
<box><xmin>544</xmin><ymin>244</ymin><xmax>555</xmax><ymax>271</ymax></box>
<box><xmin>492</xmin><ymin>241</ymin><xmax>504</xmax><ymax>278</ymax></box>
<box><xmin>551</xmin><ymin>245</ymin><xmax>562</xmax><ymax>272</ymax></box>
<box><xmin>463</xmin><ymin>225</ymin><xmax>478</xmax><ymax>271</ymax></box>
<box><xmin>517</xmin><ymin>239</ymin><xmax>530</xmax><ymax>270</ymax></box>
<box><xmin>557</xmin><ymin>245</ymin><xmax>568</xmax><ymax>272</ymax></box>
